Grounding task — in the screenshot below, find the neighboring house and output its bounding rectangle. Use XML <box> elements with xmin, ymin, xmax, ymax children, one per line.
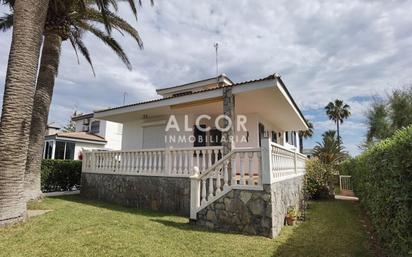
<box><xmin>45</xmin><ymin>123</ymin><xmax>61</xmax><ymax>136</ymax></box>
<box><xmin>81</xmin><ymin>73</ymin><xmax>309</xmax><ymax>238</ymax></box>
<box><xmin>43</xmin><ymin>113</ymin><xmax>123</xmax><ymax>160</ymax></box>
<box><xmin>302</xmin><ymin>148</ymin><xmax>314</xmax><ymax>159</ymax></box>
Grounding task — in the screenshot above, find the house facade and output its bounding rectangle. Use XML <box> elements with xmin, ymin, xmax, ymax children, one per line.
<box><xmin>43</xmin><ymin>113</ymin><xmax>123</xmax><ymax>160</ymax></box>
<box><xmin>81</xmin><ymin>73</ymin><xmax>308</xmax><ymax>237</ymax></box>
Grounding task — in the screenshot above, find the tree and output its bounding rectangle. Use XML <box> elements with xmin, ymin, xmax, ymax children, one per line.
<box><xmin>313</xmin><ymin>130</ymin><xmax>347</xmax><ymax>166</ymax></box>
<box><xmin>1</xmin><ymin>0</ymin><xmax>145</xmax><ymax>200</ymax></box>
<box><xmin>62</xmin><ymin>118</ymin><xmax>76</xmax><ymax>133</ymax></box>
<box><xmin>366</xmin><ymin>99</ymin><xmax>391</xmax><ymax>144</ymax></box>
<box><xmin>325</xmin><ymin>99</ymin><xmax>351</xmax><ymax>142</ymax></box>
<box><xmin>298</xmin><ymin>118</ymin><xmax>314</xmax><ymax>153</ymax></box>
<box><xmin>0</xmin><ymin>0</ymin><xmax>49</xmax><ymax>225</ymax></box>
<box><xmin>365</xmin><ymin>86</ymin><xmax>412</xmax><ymax>145</ymax></box>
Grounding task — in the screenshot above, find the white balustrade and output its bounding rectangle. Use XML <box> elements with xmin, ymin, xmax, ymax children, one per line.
<box><xmin>191</xmin><ymin>148</ymin><xmax>261</xmax><ymax>216</ymax></box>
<box><xmin>82</xmin><ymin>146</ymin><xmax>223</xmax><ymax>177</ymax></box>
<box><xmin>270</xmin><ymin>142</ymin><xmax>306</xmax><ymax>182</ymax></box>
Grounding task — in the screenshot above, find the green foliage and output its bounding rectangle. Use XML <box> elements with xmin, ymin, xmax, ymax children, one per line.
<box><xmin>304</xmin><ymin>159</ymin><xmax>334</xmax><ymax>199</ymax></box>
<box><xmin>340</xmin><ymin>126</ymin><xmax>412</xmax><ymax>257</ymax></box>
<box><xmin>365</xmin><ymin>86</ymin><xmax>412</xmax><ymax>145</ymax></box>
<box><xmin>313</xmin><ymin>130</ymin><xmax>348</xmax><ymax>165</ymax></box>
<box><xmin>41</xmin><ymin>159</ymin><xmax>82</xmax><ymax>192</ymax></box>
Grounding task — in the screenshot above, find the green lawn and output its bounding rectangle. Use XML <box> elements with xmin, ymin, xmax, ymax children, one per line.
<box><xmin>0</xmin><ymin>196</ymin><xmax>374</xmax><ymax>257</ymax></box>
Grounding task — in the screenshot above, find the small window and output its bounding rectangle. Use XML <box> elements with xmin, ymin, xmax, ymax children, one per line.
<box><xmin>209</xmin><ymin>128</ymin><xmax>222</xmax><ymax>146</ymax></box>
<box><xmin>285</xmin><ymin>131</ymin><xmax>289</xmax><ymax>143</ymax></box>
<box><xmin>44</xmin><ymin>141</ymin><xmax>53</xmax><ymax>159</ymax></box>
<box><xmin>65</xmin><ymin>142</ymin><xmax>75</xmax><ymax>160</ymax></box>
<box><xmin>271</xmin><ymin>131</ymin><xmax>277</xmax><ymax>143</ymax></box>
<box><xmin>193</xmin><ymin>125</ymin><xmax>206</xmax><ymax>147</ymax></box>
<box><xmin>90</xmin><ymin>121</ymin><xmax>100</xmax><ymax>134</ymax></box>
<box><xmin>55</xmin><ymin>141</ymin><xmax>66</xmax><ymax>159</ymax></box>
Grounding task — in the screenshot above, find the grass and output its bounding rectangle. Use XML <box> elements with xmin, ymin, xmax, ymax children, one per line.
<box><xmin>0</xmin><ymin>196</ymin><xmax>374</xmax><ymax>257</ymax></box>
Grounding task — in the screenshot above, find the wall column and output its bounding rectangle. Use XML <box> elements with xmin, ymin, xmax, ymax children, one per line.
<box><xmin>222</xmin><ymin>87</ymin><xmax>235</xmax><ymax>155</ymax></box>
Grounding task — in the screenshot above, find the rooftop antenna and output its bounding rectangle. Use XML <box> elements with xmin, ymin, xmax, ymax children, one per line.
<box><xmin>214</xmin><ymin>42</ymin><xmax>219</xmax><ymax>85</ymax></box>
<box><xmin>123</xmin><ymin>92</ymin><xmax>128</xmax><ymax>105</ymax></box>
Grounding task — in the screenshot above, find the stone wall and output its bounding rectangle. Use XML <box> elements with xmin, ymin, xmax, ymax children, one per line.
<box><xmin>271</xmin><ymin>175</ymin><xmax>304</xmax><ymax>236</ymax></box>
<box><xmin>196</xmin><ymin>186</ymin><xmax>273</xmax><ymax>237</ymax></box>
<box><xmin>195</xmin><ymin>175</ymin><xmax>304</xmax><ymax>237</ymax></box>
<box><xmin>81</xmin><ymin>173</ymin><xmax>190</xmax><ymax>216</ymax></box>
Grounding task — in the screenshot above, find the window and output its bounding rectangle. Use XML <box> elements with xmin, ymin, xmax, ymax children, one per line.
<box><xmin>90</xmin><ymin>121</ymin><xmax>100</xmax><ymax>134</ymax></box>
<box><xmin>271</xmin><ymin>131</ymin><xmax>277</xmax><ymax>143</ymax></box>
<box><xmin>44</xmin><ymin>141</ymin><xmax>53</xmax><ymax>159</ymax></box>
<box><xmin>209</xmin><ymin>128</ymin><xmax>222</xmax><ymax>146</ymax></box>
<box><xmin>54</xmin><ymin>141</ymin><xmax>75</xmax><ymax>160</ymax></box>
<box><xmin>193</xmin><ymin>125</ymin><xmax>206</xmax><ymax>147</ymax></box>
<box><xmin>65</xmin><ymin>142</ymin><xmax>75</xmax><ymax>159</ymax></box>
<box><xmin>193</xmin><ymin>125</ymin><xmax>223</xmax><ymax>147</ymax></box>
<box><xmin>55</xmin><ymin>141</ymin><xmax>66</xmax><ymax>159</ymax></box>
<box><xmin>285</xmin><ymin>131</ymin><xmax>289</xmax><ymax>143</ymax></box>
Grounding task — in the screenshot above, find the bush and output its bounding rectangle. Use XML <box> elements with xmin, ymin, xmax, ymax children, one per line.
<box><xmin>41</xmin><ymin>159</ymin><xmax>82</xmax><ymax>192</ymax></box>
<box><xmin>304</xmin><ymin>159</ymin><xmax>334</xmax><ymax>199</ymax></box>
<box><xmin>340</xmin><ymin>126</ymin><xmax>412</xmax><ymax>257</ymax></box>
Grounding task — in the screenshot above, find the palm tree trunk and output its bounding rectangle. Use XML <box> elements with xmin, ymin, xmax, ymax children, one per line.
<box><xmin>0</xmin><ymin>0</ymin><xmax>49</xmax><ymax>226</ymax></box>
<box><xmin>336</xmin><ymin>121</ymin><xmax>340</xmax><ymax>143</ymax></box>
<box><xmin>24</xmin><ymin>33</ymin><xmax>62</xmax><ymax>201</ymax></box>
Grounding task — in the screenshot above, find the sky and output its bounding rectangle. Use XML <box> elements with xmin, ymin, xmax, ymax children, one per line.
<box><xmin>1</xmin><ymin>0</ymin><xmax>412</xmax><ymax>155</ymax></box>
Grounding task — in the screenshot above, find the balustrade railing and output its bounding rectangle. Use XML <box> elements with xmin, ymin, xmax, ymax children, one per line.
<box><xmin>190</xmin><ymin>148</ymin><xmax>262</xmax><ymax>218</ymax></box>
<box><xmin>270</xmin><ymin>142</ymin><xmax>306</xmax><ymax>182</ymax></box>
<box><xmin>82</xmin><ymin>146</ymin><xmax>222</xmax><ymax>177</ymax></box>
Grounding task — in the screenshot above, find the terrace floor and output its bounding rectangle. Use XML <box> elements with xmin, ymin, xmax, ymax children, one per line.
<box><xmin>0</xmin><ymin>196</ymin><xmax>374</xmax><ymax>257</ymax></box>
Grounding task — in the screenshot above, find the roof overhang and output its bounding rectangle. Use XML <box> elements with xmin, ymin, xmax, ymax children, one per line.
<box><xmin>95</xmin><ymin>75</ymin><xmax>308</xmax><ymax>130</ymax></box>
<box><xmin>45</xmin><ymin>135</ymin><xmax>107</xmax><ymax>145</ymax></box>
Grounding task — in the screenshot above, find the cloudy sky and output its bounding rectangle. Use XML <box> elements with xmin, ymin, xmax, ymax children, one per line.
<box><xmin>1</xmin><ymin>0</ymin><xmax>412</xmax><ymax>155</ymax></box>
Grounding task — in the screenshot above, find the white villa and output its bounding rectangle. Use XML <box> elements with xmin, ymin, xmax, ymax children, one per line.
<box><xmin>81</xmin><ymin>73</ymin><xmax>309</xmax><ymax>237</ymax></box>
<box><xmin>43</xmin><ymin>113</ymin><xmax>123</xmax><ymax>160</ymax></box>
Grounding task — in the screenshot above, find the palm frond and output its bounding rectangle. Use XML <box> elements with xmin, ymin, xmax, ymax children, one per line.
<box><xmin>68</xmin><ymin>26</ymin><xmax>96</xmax><ymax>76</ymax></box>
<box><xmin>0</xmin><ymin>13</ymin><xmax>13</xmax><ymax>32</ymax></box>
<box><xmin>77</xmin><ymin>21</ymin><xmax>132</xmax><ymax>70</ymax></box>
<box><xmin>80</xmin><ymin>8</ymin><xmax>143</xmax><ymax>48</ymax></box>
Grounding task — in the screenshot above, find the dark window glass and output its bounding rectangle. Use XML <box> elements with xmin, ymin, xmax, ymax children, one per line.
<box><xmin>285</xmin><ymin>131</ymin><xmax>289</xmax><ymax>143</ymax></box>
<box><xmin>44</xmin><ymin>141</ymin><xmax>53</xmax><ymax>159</ymax></box>
<box><xmin>209</xmin><ymin>128</ymin><xmax>222</xmax><ymax>146</ymax></box>
<box><xmin>271</xmin><ymin>131</ymin><xmax>277</xmax><ymax>143</ymax></box>
<box><xmin>65</xmin><ymin>142</ymin><xmax>75</xmax><ymax>160</ymax></box>
<box><xmin>258</xmin><ymin>123</ymin><xmax>265</xmax><ymax>147</ymax></box>
<box><xmin>55</xmin><ymin>141</ymin><xmax>65</xmax><ymax>159</ymax></box>
<box><xmin>90</xmin><ymin>121</ymin><xmax>100</xmax><ymax>134</ymax></box>
<box><xmin>193</xmin><ymin>125</ymin><xmax>206</xmax><ymax>147</ymax></box>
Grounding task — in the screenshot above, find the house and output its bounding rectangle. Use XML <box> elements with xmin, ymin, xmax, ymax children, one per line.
<box><xmin>43</xmin><ymin>113</ymin><xmax>123</xmax><ymax>160</ymax></box>
<box><xmin>81</xmin><ymin>73</ymin><xmax>308</xmax><ymax>237</ymax></box>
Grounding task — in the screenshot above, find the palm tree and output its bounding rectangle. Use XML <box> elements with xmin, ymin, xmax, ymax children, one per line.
<box><xmin>325</xmin><ymin>99</ymin><xmax>351</xmax><ymax>142</ymax></box>
<box><xmin>0</xmin><ymin>0</ymin><xmax>49</xmax><ymax>225</ymax></box>
<box><xmin>1</xmin><ymin>0</ymin><xmax>145</xmax><ymax>200</ymax></box>
<box><xmin>298</xmin><ymin>119</ymin><xmax>314</xmax><ymax>153</ymax></box>
<box><xmin>313</xmin><ymin>130</ymin><xmax>347</xmax><ymax>165</ymax></box>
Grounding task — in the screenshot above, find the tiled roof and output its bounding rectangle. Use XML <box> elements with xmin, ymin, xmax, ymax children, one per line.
<box><xmin>48</xmin><ymin>132</ymin><xmax>106</xmax><ymax>143</ymax></box>
<box><xmin>95</xmin><ymin>74</ymin><xmax>279</xmax><ymax>113</ymax></box>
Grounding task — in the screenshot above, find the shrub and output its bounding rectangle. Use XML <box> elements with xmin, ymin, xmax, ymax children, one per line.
<box><xmin>340</xmin><ymin>126</ymin><xmax>412</xmax><ymax>257</ymax></box>
<box><xmin>41</xmin><ymin>159</ymin><xmax>82</xmax><ymax>192</ymax></box>
<box><xmin>304</xmin><ymin>159</ymin><xmax>334</xmax><ymax>199</ymax></box>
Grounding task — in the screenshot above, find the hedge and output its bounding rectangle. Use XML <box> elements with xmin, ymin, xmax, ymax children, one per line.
<box><xmin>41</xmin><ymin>159</ymin><xmax>82</xmax><ymax>192</ymax></box>
<box><xmin>340</xmin><ymin>126</ymin><xmax>412</xmax><ymax>257</ymax></box>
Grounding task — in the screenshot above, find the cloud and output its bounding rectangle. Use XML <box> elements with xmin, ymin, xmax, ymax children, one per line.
<box><xmin>1</xmin><ymin>0</ymin><xmax>412</xmax><ymax>155</ymax></box>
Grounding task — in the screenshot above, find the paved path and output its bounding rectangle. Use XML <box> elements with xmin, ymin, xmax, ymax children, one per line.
<box><xmin>335</xmin><ymin>195</ymin><xmax>359</xmax><ymax>201</ymax></box>
<box><xmin>44</xmin><ymin>190</ymin><xmax>80</xmax><ymax>197</ymax></box>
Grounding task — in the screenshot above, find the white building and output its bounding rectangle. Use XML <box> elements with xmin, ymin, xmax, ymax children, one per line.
<box><xmin>43</xmin><ymin>113</ymin><xmax>123</xmax><ymax>160</ymax></box>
